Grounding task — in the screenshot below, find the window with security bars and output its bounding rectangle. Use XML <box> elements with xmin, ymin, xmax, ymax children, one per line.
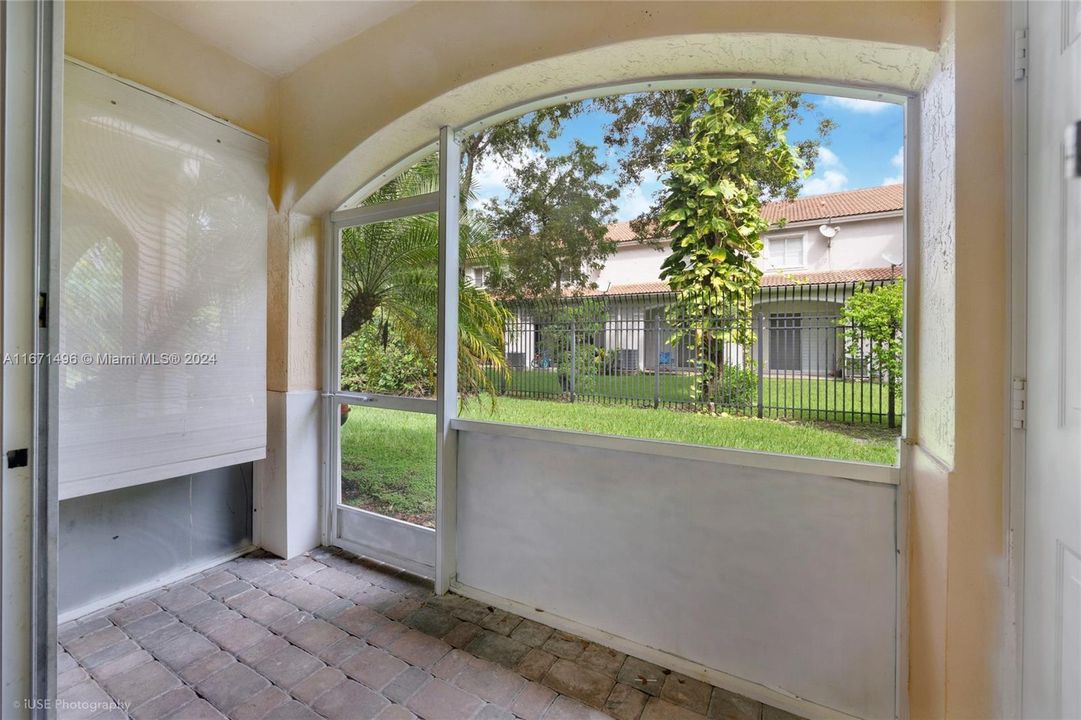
<box><xmin>769</xmin><ymin>313</ymin><xmax>803</xmax><ymax>371</ymax></box>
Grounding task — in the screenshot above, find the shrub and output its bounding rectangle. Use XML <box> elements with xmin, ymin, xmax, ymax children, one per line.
<box><xmin>535</xmin><ymin>301</ymin><xmax>607</xmax><ymax>395</ymax></box>
<box><xmin>712</xmin><ymin>362</ymin><xmax>757</xmax><ymax>409</ymax></box>
<box><xmin>840</xmin><ymin>279</ymin><xmax>903</xmax><ymax>392</ymax></box>
<box><xmin>340</xmin><ymin>321</ymin><xmax>434</xmax><ymax>396</ymax></box>
<box><xmin>596</xmin><ymin>346</ymin><xmax>621</xmax><ymax>374</ymax></box>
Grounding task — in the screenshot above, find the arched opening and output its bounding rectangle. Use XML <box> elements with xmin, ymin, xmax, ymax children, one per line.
<box><xmin>316</xmin><ymin>62</ymin><xmax>917</xmax><ymax>720</ymax></box>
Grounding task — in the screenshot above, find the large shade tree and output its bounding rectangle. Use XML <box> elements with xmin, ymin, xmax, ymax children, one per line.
<box><xmin>481</xmin><ymin>141</ymin><xmax>620</xmax><ymax>299</ymax></box>
<box><xmin>459</xmin><ymin>104</ymin><xmax>582</xmax><ymax>205</ymax></box>
<box><xmin>339</xmin><ymin>155</ymin><xmax>508</xmax><ymax>397</ymax></box>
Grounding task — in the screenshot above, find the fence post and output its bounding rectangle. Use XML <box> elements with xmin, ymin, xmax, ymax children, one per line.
<box><xmin>887</xmin><ymin>323</ymin><xmax>897</xmax><ymax>428</ymax></box>
<box><xmin>756</xmin><ymin>312</ymin><xmax>765</xmax><ymax>419</ymax></box>
<box><xmin>654</xmin><ymin>315</ymin><xmax>661</xmax><ymax>409</ymax></box>
<box><xmin>569</xmin><ymin>318</ymin><xmax>576</xmax><ymax>403</ymax></box>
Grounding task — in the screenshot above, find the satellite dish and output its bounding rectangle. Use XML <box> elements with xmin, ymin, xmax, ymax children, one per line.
<box><xmin>819</xmin><ymin>224</ymin><xmax>839</xmax><ymax>238</ymax></box>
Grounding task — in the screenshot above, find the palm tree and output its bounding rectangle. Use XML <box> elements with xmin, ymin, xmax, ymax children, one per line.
<box><xmin>339</xmin><ymin>154</ymin><xmax>508</xmax><ymax>398</ymax></box>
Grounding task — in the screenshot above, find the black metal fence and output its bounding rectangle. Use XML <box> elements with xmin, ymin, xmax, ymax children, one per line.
<box><xmin>495</xmin><ymin>279</ymin><xmax>902</xmax><ymax>427</ymax></box>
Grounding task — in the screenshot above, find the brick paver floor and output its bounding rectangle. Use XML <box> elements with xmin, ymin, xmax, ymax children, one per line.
<box><xmin>58</xmin><ymin>547</ymin><xmax>804</xmax><ymax>720</ymax></box>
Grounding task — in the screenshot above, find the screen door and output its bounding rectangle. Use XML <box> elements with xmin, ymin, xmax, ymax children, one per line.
<box><xmin>324</xmin><ymin>161</ymin><xmax>443</xmax><ymax>577</ymax></box>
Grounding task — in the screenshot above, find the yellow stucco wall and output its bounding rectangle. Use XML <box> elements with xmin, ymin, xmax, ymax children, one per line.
<box><xmin>909</xmin><ymin>5</ymin><xmax>1010</xmax><ymax>717</ymax></box>
<box><xmin>909</xmin><ymin>447</ymin><xmax>951</xmax><ymax>718</ymax></box>
<box><xmin>63</xmin><ymin>3</ymin><xmax>1015</xmax><ymax>717</ymax></box>
<box><xmin>947</xmin><ymin>2</ymin><xmax>1009</xmax><ymax>716</ymax></box>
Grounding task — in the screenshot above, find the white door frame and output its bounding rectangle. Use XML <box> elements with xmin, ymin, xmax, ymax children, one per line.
<box><xmin>1006</xmin><ymin>2</ymin><xmax>1029</xmax><ymax>717</ymax></box>
<box><xmin>2</xmin><ymin>0</ymin><xmax>62</xmax><ymax>714</ymax></box>
<box><xmin>320</xmin><ymin>138</ymin><xmax>459</xmax><ymax>581</ymax></box>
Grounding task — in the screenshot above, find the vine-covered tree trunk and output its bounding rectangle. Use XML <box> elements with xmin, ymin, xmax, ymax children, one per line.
<box><xmin>656</xmin><ymin>89</ymin><xmax>803</xmax><ymax>409</ymax></box>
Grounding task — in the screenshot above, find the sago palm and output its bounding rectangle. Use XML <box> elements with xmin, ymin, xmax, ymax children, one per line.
<box><xmin>339</xmin><ymin>154</ymin><xmax>508</xmax><ymax>399</ymax></box>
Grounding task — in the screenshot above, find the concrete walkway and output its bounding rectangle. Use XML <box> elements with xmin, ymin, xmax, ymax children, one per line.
<box><xmin>57</xmin><ymin>547</ymin><xmax>803</xmax><ymax>720</ymax></box>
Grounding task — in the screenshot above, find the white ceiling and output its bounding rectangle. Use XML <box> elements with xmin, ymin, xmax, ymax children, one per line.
<box><xmin>144</xmin><ymin>1</ymin><xmax>416</xmax><ymax>77</ymax></box>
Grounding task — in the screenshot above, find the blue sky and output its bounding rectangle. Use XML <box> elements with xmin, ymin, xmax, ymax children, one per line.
<box><xmin>470</xmin><ymin>92</ymin><xmax>904</xmax><ymax>221</ymax></box>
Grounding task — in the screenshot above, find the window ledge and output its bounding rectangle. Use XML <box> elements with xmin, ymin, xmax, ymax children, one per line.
<box><xmin>449</xmin><ymin>418</ymin><xmax>899</xmax><ymax>485</ymax></box>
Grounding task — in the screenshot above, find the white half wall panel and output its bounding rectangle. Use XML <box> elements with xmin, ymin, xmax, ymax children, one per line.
<box><xmin>255</xmin><ymin>390</ymin><xmax>321</xmax><ymax>560</ymax></box>
<box><xmin>59</xmin><ymin>61</ymin><xmax>268</xmax><ymax>499</ymax></box>
<box><xmin>455</xmin><ymin>428</ymin><xmax>897</xmax><ymax>720</ymax></box>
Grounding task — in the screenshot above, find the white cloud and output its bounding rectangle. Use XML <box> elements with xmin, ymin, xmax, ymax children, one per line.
<box><xmin>818</xmin><ymin>146</ymin><xmax>841</xmax><ymax>167</ymax></box>
<box><xmin>800</xmin><ymin>148</ymin><xmax>848</xmax><ymax>196</ymax></box>
<box><xmin>614</xmin><ymin>168</ymin><xmax>661</xmax><ymax>221</ymax></box>
<box><xmin>881</xmin><ymin>145</ymin><xmax>904</xmax><ymax>185</ymax></box>
<box><xmin>801</xmin><ymin>170</ymin><xmax>849</xmax><ymax>196</ymax></box>
<box><xmin>825</xmin><ymin>96</ymin><xmax>892</xmax><ymax>114</ymax></box>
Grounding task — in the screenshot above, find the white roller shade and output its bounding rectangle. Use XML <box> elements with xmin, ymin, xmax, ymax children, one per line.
<box><xmin>59</xmin><ymin>61</ymin><xmax>267</xmax><ymax>499</ymax></box>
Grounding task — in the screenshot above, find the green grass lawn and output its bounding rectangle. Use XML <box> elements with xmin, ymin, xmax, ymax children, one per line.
<box><xmin>340</xmin><ymin>408</ymin><xmax>436</xmax><ymax>527</ymax></box>
<box><xmin>491</xmin><ymin>368</ymin><xmax>900</xmax><ymax>425</ymax></box>
<box><xmin>461</xmin><ymin>397</ymin><xmax>898</xmax><ymax>464</ymax></box>
<box><xmin>339</xmin><ymin>398</ymin><xmax>899</xmax><ymax>527</ymax></box>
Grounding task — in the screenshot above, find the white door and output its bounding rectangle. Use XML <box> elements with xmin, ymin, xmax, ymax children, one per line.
<box><xmin>1024</xmin><ymin>1</ymin><xmax>1081</xmax><ymax>717</ymax></box>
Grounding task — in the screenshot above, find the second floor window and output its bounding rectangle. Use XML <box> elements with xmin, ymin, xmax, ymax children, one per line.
<box><xmin>471</xmin><ymin>267</ymin><xmax>488</xmax><ymax>288</ymax></box>
<box><xmin>769</xmin><ymin>236</ymin><xmax>804</xmax><ymax>269</ymax></box>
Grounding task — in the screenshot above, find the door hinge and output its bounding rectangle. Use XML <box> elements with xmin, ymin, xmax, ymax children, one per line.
<box><xmin>1012</xmin><ymin>377</ymin><xmax>1027</xmax><ymax>430</ymax></box>
<box><xmin>1067</xmin><ymin>119</ymin><xmax>1081</xmax><ymax>179</ymax></box>
<box><xmin>1014</xmin><ymin>28</ymin><xmax>1028</xmax><ymax>81</ymax></box>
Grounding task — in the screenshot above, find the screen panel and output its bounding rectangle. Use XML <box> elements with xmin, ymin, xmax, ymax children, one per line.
<box><xmin>339</xmin><ymin>214</ymin><xmax>438</xmax><ymax>399</ymax></box>
<box><xmin>339</xmin><ymin>405</ymin><xmax>436</xmax><ymax>527</ymax></box>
